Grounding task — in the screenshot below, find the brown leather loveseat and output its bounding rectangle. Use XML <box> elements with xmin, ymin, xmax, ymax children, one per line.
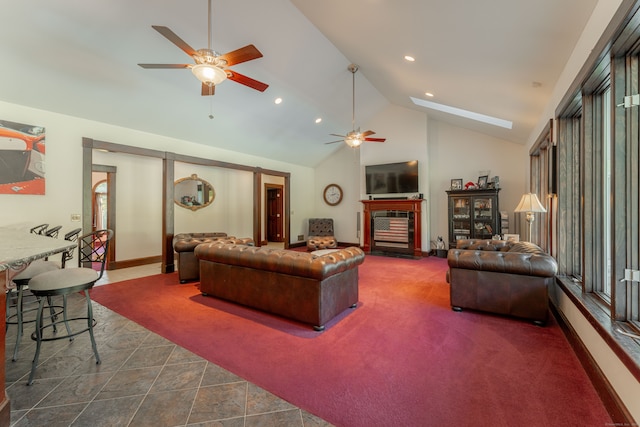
<box><xmin>195</xmin><ymin>243</ymin><xmax>365</xmax><ymax>331</ymax></box>
<box><xmin>447</xmin><ymin>239</ymin><xmax>558</xmax><ymax>325</ymax></box>
<box><xmin>173</xmin><ymin>232</ymin><xmax>254</xmax><ymax>283</ymax></box>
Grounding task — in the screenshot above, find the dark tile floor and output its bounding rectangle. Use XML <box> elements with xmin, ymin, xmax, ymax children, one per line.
<box><xmin>5</xmin><ymin>288</ymin><xmax>333</xmax><ymax>426</ymax></box>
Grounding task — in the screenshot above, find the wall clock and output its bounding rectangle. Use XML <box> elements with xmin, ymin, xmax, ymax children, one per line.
<box><xmin>323</xmin><ymin>183</ymin><xmax>343</xmax><ymax>206</ymax></box>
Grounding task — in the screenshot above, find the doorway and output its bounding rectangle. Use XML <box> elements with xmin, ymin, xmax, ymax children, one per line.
<box><xmin>92</xmin><ymin>165</ymin><xmax>116</xmax><ymax>267</ymax></box>
<box><xmin>265</xmin><ymin>184</ymin><xmax>284</xmax><ymax>243</ymax></box>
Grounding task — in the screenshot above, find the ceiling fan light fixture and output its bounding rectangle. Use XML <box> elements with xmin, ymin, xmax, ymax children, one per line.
<box><xmin>345</xmin><ymin>137</ymin><xmax>363</xmax><ymax>148</ymax></box>
<box><xmin>191</xmin><ymin>64</ymin><xmax>227</xmax><ymax>86</ymax></box>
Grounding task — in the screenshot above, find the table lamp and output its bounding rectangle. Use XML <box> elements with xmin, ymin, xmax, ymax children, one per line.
<box><xmin>514</xmin><ymin>193</ymin><xmax>546</xmax><ymax>242</ymax></box>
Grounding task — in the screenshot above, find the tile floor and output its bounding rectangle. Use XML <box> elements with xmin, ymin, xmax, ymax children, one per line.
<box><xmin>5</xmin><ymin>259</ymin><xmax>332</xmax><ymax>426</ymax></box>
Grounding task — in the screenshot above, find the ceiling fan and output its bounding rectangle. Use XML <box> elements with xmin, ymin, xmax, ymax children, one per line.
<box><xmin>138</xmin><ymin>0</ymin><xmax>268</xmax><ymax>96</ymax></box>
<box><xmin>326</xmin><ymin>63</ymin><xmax>386</xmax><ymax>148</ymax></box>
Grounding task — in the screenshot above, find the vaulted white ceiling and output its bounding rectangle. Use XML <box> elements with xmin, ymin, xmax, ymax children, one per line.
<box><xmin>0</xmin><ymin>0</ymin><xmax>598</xmax><ymax>167</ymax></box>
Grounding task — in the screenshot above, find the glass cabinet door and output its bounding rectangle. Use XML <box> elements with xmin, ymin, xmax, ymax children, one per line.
<box><xmin>473</xmin><ymin>198</ymin><xmax>494</xmax><ymax>238</ymax></box>
<box><xmin>452</xmin><ymin>197</ymin><xmax>471</xmax><ymax>241</ymax></box>
<box><xmin>448</xmin><ymin>189</ymin><xmax>500</xmax><ymax>248</ymax></box>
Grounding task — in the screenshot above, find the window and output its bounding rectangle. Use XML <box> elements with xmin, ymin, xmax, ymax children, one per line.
<box><xmin>556</xmin><ymin>111</ymin><xmax>582</xmax><ymax>280</ymax></box>
<box><xmin>529</xmin><ymin>120</ymin><xmax>553</xmax><ymax>252</ymax></box>
<box><xmin>553</xmin><ymin>18</ymin><xmax>640</xmax><ymax>327</ymax></box>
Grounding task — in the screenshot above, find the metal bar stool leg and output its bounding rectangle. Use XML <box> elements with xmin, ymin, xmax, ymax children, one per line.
<box><xmin>28</xmin><ymin>298</ymin><xmax>46</xmax><ymax>386</ymax></box>
<box><xmin>5</xmin><ymin>289</ymin><xmax>14</xmax><ymax>332</ymax></box>
<box><xmin>46</xmin><ymin>296</ymin><xmax>58</xmax><ymax>333</ymax></box>
<box><xmin>84</xmin><ymin>290</ymin><xmax>101</xmax><ymax>364</ymax></box>
<box><xmin>12</xmin><ymin>287</ymin><xmax>25</xmax><ymax>361</ymax></box>
<box><xmin>61</xmin><ymin>294</ymin><xmax>73</xmax><ymax>340</ymax></box>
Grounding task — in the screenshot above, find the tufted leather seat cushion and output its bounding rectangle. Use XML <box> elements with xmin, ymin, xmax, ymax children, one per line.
<box><xmin>307</xmin><ymin>218</ymin><xmax>338</xmax><ymax>251</ymax></box>
<box><xmin>307</xmin><ymin>236</ymin><xmax>338</xmax><ymax>250</ymax></box>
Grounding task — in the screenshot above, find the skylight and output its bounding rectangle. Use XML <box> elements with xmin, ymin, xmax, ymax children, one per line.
<box><xmin>410</xmin><ymin>96</ymin><xmax>513</xmax><ymax>129</ymax></box>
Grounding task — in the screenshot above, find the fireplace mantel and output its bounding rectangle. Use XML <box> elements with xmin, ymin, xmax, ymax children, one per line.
<box><xmin>361</xmin><ymin>199</ymin><xmax>424</xmax><ymax>257</ymax></box>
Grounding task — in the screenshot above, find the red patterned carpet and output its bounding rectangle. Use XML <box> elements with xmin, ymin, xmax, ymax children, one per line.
<box><xmin>91</xmin><ymin>255</ymin><xmax>612</xmax><ymax>427</ymax></box>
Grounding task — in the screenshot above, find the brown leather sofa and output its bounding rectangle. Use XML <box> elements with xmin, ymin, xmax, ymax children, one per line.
<box><xmin>195</xmin><ymin>243</ymin><xmax>365</xmax><ymax>331</ymax></box>
<box><xmin>447</xmin><ymin>239</ymin><xmax>558</xmax><ymax>325</ymax></box>
<box><xmin>173</xmin><ymin>233</ymin><xmax>254</xmax><ymax>283</ymax></box>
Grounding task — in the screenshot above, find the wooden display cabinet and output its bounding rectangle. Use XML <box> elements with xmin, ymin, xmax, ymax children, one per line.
<box><xmin>446</xmin><ymin>189</ymin><xmax>501</xmax><ymax>249</ymax></box>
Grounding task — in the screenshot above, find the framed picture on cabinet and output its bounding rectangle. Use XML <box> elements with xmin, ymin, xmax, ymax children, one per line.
<box><xmin>450</xmin><ymin>179</ymin><xmax>463</xmax><ymax>190</ymax></box>
<box><xmin>477</xmin><ymin>175</ymin><xmax>488</xmax><ymax>189</ymax></box>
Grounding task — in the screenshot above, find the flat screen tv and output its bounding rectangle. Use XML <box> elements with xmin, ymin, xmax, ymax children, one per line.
<box><xmin>365</xmin><ymin>160</ymin><xmax>419</xmax><ymax>195</ymax></box>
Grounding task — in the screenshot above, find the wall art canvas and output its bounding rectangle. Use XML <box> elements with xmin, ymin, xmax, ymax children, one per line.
<box><xmin>0</xmin><ymin>120</ymin><xmax>45</xmax><ymax>195</ymax></box>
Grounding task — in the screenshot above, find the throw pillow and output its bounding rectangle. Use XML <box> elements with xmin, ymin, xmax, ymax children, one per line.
<box><xmin>508</xmin><ymin>241</ymin><xmax>543</xmax><ymax>254</ymax></box>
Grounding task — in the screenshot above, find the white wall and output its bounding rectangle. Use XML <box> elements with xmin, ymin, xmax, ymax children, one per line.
<box><xmin>92</xmin><ymin>150</ymin><xmax>164</xmax><ymax>260</ymax></box>
<box><xmin>427</xmin><ymin>120</ymin><xmax>528</xmax><ymax>247</ymax></box>
<box><xmin>313</xmin><ymin>104</ymin><xmax>431</xmax><ymax>248</ymax></box>
<box><xmin>314</xmin><ymin>145</ymin><xmax>361</xmax><ymax>244</ymax></box>
<box><xmin>173</xmin><ymin>162</ymin><xmax>254</xmax><ymax>238</ymax></box>
<box><xmin>358</xmin><ymin>104</ymin><xmax>430</xmax><ymax>248</ymax></box>
<box><xmin>316</xmin><ymin>102</ymin><xmax>528</xmax><ymax>252</ymax></box>
<box><xmin>0</xmin><ymin>100</ymin><xmax>316</xmax><ymax>260</ymax></box>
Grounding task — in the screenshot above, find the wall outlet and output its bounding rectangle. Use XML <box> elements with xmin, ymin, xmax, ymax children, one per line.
<box><xmin>70</xmin><ymin>214</ymin><xmax>81</xmax><ymax>222</ymax></box>
<box><xmin>297</xmin><ymin>234</ymin><xmax>304</xmax><ymax>241</ymax></box>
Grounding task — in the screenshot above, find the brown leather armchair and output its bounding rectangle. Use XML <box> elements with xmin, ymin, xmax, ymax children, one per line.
<box><xmin>307</xmin><ymin>218</ymin><xmax>338</xmax><ymax>251</ymax></box>
<box><xmin>447</xmin><ymin>239</ymin><xmax>558</xmax><ymax>325</ymax></box>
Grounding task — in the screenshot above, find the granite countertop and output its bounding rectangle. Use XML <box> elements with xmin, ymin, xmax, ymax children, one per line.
<box><xmin>0</xmin><ymin>227</ymin><xmax>77</xmax><ymax>272</ymax></box>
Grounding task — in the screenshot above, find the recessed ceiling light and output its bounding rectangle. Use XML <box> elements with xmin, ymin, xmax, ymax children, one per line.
<box><xmin>274</xmin><ymin>97</ymin><xmax>282</xmax><ymax>104</ymax></box>
<box><xmin>425</xmin><ymin>92</ymin><xmax>434</xmax><ymax>97</ymax></box>
<box><xmin>404</xmin><ymin>55</ymin><xmax>415</xmax><ymax>62</ymax></box>
<box><xmin>315</xmin><ymin>118</ymin><xmax>322</xmax><ymax>124</ymax></box>
<box><xmin>410</xmin><ymin>96</ymin><xmax>513</xmax><ymax>129</ymax></box>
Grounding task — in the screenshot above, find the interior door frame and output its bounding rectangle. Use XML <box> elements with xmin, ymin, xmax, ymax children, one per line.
<box><xmin>82</xmin><ymin>138</ymin><xmax>291</xmax><ymax>273</ymax></box>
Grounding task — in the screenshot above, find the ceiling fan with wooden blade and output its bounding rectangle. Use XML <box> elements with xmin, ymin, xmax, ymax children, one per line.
<box><xmin>326</xmin><ymin>64</ymin><xmax>386</xmax><ymax>147</ymax></box>
<box><xmin>138</xmin><ymin>0</ymin><xmax>268</xmax><ymax>96</ymax></box>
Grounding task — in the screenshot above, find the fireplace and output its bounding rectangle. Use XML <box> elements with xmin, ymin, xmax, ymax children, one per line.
<box><xmin>361</xmin><ymin>199</ymin><xmax>424</xmax><ymax>258</ymax></box>
<box><xmin>371</xmin><ymin>211</ymin><xmax>414</xmax><ymax>255</ymax></box>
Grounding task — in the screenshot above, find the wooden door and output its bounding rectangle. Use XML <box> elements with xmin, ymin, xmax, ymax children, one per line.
<box><xmin>266</xmin><ymin>185</ymin><xmax>283</xmax><ymax>242</ymax></box>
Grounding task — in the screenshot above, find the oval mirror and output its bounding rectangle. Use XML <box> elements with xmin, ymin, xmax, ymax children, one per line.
<box><xmin>174</xmin><ymin>174</ymin><xmax>215</xmax><ymax>211</ymax></box>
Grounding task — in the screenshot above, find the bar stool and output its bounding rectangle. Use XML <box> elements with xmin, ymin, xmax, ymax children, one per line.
<box><xmin>6</xmin><ymin>228</ymin><xmax>83</xmax><ymax>361</ymax></box>
<box><xmin>27</xmin><ymin>229</ymin><xmax>113</xmax><ymax>385</ymax></box>
<box><xmin>44</xmin><ymin>225</ymin><xmax>62</xmax><ymax>239</ymax></box>
<box><xmin>30</xmin><ymin>223</ymin><xmax>48</xmax><ymax>235</ymax></box>
<box><xmin>60</xmin><ymin>228</ymin><xmax>82</xmax><ymax>267</ymax></box>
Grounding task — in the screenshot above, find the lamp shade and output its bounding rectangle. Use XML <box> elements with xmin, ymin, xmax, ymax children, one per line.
<box><xmin>191</xmin><ymin>64</ymin><xmax>227</xmax><ymax>86</ymax></box>
<box><xmin>514</xmin><ymin>193</ymin><xmax>546</xmax><ymax>213</ymax></box>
